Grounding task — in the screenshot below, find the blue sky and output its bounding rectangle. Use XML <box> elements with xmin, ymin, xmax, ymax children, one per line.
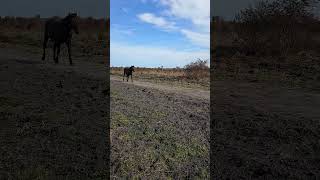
<box><xmin>111</xmin><ymin>0</ymin><xmax>210</xmax><ymax>68</ymax></box>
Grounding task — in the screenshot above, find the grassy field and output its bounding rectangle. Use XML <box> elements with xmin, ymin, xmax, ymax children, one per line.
<box><xmin>110</xmin><ymin>78</ymin><xmax>209</xmax><ymax>179</ymax></box>
<box><xmin>111</xmin><ymin>66</ymin><xmax>210</xmax><ymax>90</ymax></box>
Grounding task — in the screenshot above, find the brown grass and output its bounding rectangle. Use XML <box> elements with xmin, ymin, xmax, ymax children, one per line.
<box><xmin>111</xmin><ymin>66</ymin><xmax>210</xmax><ymax>89</ymax></box>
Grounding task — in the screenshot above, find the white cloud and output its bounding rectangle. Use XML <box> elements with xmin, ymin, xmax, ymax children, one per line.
<box><xmin>116</xmin><ymin>29</ymin><xmax>134</xmax><ymax>36</ymax></box>
<box><xmin>111</xmin><ymin>42</ymin><xmax>209</xmax><ymax>68</ymax></box>
<box><xmin>181</xmin><ymin>29</ymin><xmax>209</xmax><ymax>48</ymax></box>
<box><xmin>159</xmin><ymin>0</ymin><xmax>210</xmax><ymax>31</ymax></box>
<box><xmin>137</xmin><ymin>0</ymin><xmax>210</xmax><ymax>48</ymax></box>
<box><xmin>111</xmin><ymin>24</ymin><xmax>135</xmax><ymax>36</ymax></box>
<box><xmin>137</xmin><ymin>13</ymin><xmax>177</xmax><ymax>30</ymax></box>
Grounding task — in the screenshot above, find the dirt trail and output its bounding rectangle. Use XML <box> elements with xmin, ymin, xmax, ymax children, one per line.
<box><xmin>111</xmin><ymin>75</ymin><xmax>209</xmax><ymax>100</ymax></box>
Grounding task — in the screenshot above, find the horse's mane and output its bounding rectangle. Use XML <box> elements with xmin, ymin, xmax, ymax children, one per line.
<box><xmin>62</xmin><ymin>13</ymin><xmax>77</xmax><ymax>24</ymax></box>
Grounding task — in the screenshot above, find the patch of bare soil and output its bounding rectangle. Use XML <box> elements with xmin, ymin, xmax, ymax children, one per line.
<box><xmin>110</xmin><ymin>78</ymin><xmax>210</xmax><ymax>178</ymax></box>
<box><xmin>111</xmin><ymin>75</ymin><xmax>209</xmax><ymax>100</ymax></box>
<box><xmin>211</xmin><ymin>80</ymin><xmax>320</xmax><ymax>179</ymax></box>
<box><xmin>0</xmin><ymin>48</ymin><xmax>109</xmax><ymax>179</ymax></box>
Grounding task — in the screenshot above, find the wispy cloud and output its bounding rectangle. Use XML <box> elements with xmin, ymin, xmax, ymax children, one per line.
<box><xmin>111</xmin><ymin>24</ymin><xmax>135</xmax><ymax>36</ymax></box>
<box><xmin>137</xmin><ymin>13</ymin><xmax>177</xmax><ymax>31</ymax></box>
<box><xmin>137</xmin><ymin>0</ymin><xmax>210</xmax><ymax>48</ymax></box>
<box><xmin>181</xmin><ymin>29</ymin><xmax>209</xmax><ymax>48</ymax></box>
<box><xmin>120</xmin><ymin>7</ymin><xmax>129</xmax><ymax>14</ymax></box>
<box><xmin>111</xmin><ymin>42</ymin><xmax>209</xmax><ymax>68</ymax></box>
<box><xmin>159</xmin><ymin>0</ymin><xmax>210</xmax><ymax>31</ymax></box>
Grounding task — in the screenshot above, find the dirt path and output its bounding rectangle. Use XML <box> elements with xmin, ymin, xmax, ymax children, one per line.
<box><xmin>111</xmin><ymin>75</ymin><xmax>209</xmax><ymax>100</ymax></box>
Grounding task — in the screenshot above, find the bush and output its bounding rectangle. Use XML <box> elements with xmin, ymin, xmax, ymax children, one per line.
<box><xmin>184</xmin><ymin>59</ymin><xmax>209</xmax><ymax>80</ymax></box>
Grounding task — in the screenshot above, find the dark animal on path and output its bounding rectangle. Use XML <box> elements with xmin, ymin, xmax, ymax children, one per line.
<box><xmin>123</xmin><ymin>66</ymin><xmax>135</xmax><ymax>82</ymax></box>
<box><xmin>42</xmin><ymin>13</ymin><xmax>79</xmax><ymax>65</ymax></box>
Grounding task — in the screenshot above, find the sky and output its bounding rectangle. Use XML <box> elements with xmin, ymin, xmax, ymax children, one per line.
<box><xmin>211</xmin><ymin>0</ymin><xmax>258</xmax><ymax>20</ymax></box>
<box><xmin>110</xmin><ymin>0</ymin><xmax>210</xmax><ymax>68</ymax></box>
<box><xmin>0</xmin><ymin>0</ymin><xmax>109</xmax><ymax>18</ymax></box>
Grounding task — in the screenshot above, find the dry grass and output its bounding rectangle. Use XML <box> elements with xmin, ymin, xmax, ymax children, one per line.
<box><xmin>111</xmin><ymin>81</ymin><xmax>209</xmax><ymax>179</ymax></box>
<box><xmin>111</xmin><ymin>66</ymin><xmax>210</xmax><ymax>89</ymax></box>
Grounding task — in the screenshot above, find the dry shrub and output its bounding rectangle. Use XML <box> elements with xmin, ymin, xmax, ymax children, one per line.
<box><xmin>184</xmin><ymin>59</ymin><xmax>209</xmax><ymax>80</ymax></box>
<box><xmin>234</xmin><ymin>0</ymin><xmax>320</xmax><ymax>56</ymax></box>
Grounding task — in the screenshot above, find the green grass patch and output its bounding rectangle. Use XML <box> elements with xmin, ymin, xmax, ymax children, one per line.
<box><xmin>111</xmin><ymin>112</ymin><xmax>130</xmax><ymax>128</ymax></box>
<box><xmin>112</xmin><ymin>107</ymin><xmax>209</xmax><ymax>178</ymax></box>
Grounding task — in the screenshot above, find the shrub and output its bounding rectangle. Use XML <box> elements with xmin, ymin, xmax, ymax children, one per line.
<box><xmin>184</xmin><ymin>59</ymin><xmax>209</xmax><ymax>80</ymax></box>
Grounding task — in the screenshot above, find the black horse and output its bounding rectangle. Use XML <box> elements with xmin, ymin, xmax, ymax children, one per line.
<box><xmin>42</xmin><ymin>13</ymin><xmax>79</xmax><ymax>65</ymax></box>
<box><xmin>123</xmin><ymin>66</ymin><xmax>135</xmax><ymax>82</ymax></box>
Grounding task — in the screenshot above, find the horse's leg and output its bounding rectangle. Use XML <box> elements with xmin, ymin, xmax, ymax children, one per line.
<box><xmin>131</xmin><ymin>75</ymin><xmax>133</xmax><ymax>82</ymax></box>
<box><xmin>127</xmin><ymin>75</ymin><xmax>129</xmax><ymax>82</ymax></box>
<box><xmin>67</xmin><ymin>40</ymin><xmax>73</xmax><ymax>65</ymax></box>
<box><xmin>42</xmin><ymin>36</ymin><xmax>48</xmax><ymax>61</ymax></box>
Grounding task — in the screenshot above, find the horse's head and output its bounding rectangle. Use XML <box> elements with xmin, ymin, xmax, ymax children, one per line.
<box><xmin>67</xmin><ymin>13</ymin><xmax>79</xmax><ymax>34</ymax></box>
<box><xmin>130</xmin><ymin>66</ymin><xmax>135</xmax><ymax>72</ymax></box>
